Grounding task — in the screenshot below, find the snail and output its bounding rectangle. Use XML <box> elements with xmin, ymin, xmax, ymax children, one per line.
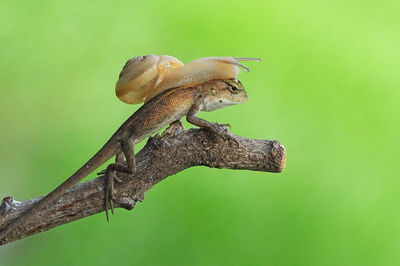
<box><xmin>115</xmin><ymin>55</ymin><xmax>261</xmax><ymax>104</ymax></box>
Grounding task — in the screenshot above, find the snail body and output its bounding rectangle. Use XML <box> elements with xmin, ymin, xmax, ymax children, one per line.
<box><xmin>116</xmin><ymin>55</ymin><xmax>261</xmax><ymax>104</ymax></box>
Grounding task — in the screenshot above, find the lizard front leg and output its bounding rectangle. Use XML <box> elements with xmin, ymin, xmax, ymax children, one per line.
<box><xmin>105</xmin><ymin>138</ymin><xmax>136</xmax><ymax>221</ymax></box>
<box><xmin>186</xmin><ymin>103</ymin><xmax>237</xmax><ymax>143</ymax></box>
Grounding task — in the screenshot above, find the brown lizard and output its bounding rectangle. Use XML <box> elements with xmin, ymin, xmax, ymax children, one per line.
<box><xmin>0</xmin><ymin>78</ymin><xmax>249</xmax><ymax>241</ymax></box>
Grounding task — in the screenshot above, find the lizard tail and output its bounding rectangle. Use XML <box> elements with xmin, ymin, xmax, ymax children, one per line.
<box><xmin>0</xmin><ymin>143</ymin><xmax>117</xmax><ymax>242</ymax></box>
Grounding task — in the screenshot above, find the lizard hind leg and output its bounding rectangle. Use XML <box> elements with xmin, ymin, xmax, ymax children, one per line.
<box><xmin>115</xmin><ymin>151</ymin><xmax>126</xmax><ymax>164</ymax></box>
<box><xmin>105</xmin><ymin>138</ymin><xmax>136</xmax><ymax>222</ymax></box>
<box><xmin>96</xmin><ymin>151</ymin><xmax>126</xmax><ymax>177</ymax></box>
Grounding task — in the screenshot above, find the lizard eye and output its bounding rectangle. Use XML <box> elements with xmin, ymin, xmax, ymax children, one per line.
<box><xmin>210</xmin><ymin>87</ymin><xmax>217</xmax><ymax>96</ymax></box>
<box><xmin>229</xmin><ymin>85</ymin><xmax>241</xmax><ymax>94</ymax></box>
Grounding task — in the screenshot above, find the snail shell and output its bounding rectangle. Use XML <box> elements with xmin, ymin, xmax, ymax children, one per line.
<box><xmin>115</xmin><ymin>55</ymin><xmax>183</xmax><ymax>104</ymax></box>
<box><xmin>115</xmin><ymin>55</ymin><xmax>260</xmax><ymax>104</ymax></box>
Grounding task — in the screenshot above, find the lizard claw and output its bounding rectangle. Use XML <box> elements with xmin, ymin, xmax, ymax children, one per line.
<box><xmin>209</xmin><ymin>122</ymin><xmax>238</xmax><ymax>145</ymax></box>
<box><xmin>97</xmin><ymin>169</ymin><xmax>107</xmax><ymax>176</ymax></box>
<box><xmin>105</xmin><ymin>169</ymin><xmax>116</xmax><ymax>222</ymax></box>
<box><xmin>213</xmin><ymin>122</ymin><xmax>231</xmax><ymax>129</ymax></box>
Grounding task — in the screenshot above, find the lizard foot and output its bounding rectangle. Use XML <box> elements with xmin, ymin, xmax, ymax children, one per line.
<box><xmin>104</xmin><ymin>163</ymin><xmax>132</xmax><ymax>222</ymax></box>
<box><xmin>208</xmin><ymin>122</ymin><xmax>238</xmax><ymax>145</ymax></box>
<box><xmin>97</xmin><ymin>169</ymin><xmax>123</xmax><ymax>183</ymax></box>
<box><xmin>97</xmin><ymin>169</ymin><xmax>106</xmax><ymax>176</ymax></box>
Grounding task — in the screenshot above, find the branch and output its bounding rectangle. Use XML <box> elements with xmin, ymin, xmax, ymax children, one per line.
<box><xmin>0</xmin><ymin>123</ymin><xmax>286</xmax><ymax>245</ymax></box>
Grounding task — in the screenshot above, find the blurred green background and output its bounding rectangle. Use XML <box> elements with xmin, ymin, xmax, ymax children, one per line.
<box><xmin>1</xmin><ymin>0</ymin><xmax>399</xmax><ymax>265</ymax></box>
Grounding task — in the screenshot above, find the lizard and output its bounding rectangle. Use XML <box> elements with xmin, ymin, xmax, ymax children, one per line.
<box><xmin>0</xmin><ymin>77</ymin><xmax>249</xmax><ymax>241</ymax></box>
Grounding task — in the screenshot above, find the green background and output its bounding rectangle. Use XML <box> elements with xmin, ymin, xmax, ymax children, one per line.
<box><xmin>1</xmin><ymin>0</ymin><xmax>399</xmax><ymax>265</ymax></box>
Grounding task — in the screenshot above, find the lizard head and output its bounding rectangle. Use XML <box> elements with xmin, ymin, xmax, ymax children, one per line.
<box><xmin>200</xmin><ymin>79</ymin><xmax>248</xmax><ymax>111</ymax></box>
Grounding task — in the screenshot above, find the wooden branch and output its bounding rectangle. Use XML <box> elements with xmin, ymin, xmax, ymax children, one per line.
<box><xmin>0</xmin><ymin>124</ymin><xmax>286</xmax><ymax>245</ymax></box>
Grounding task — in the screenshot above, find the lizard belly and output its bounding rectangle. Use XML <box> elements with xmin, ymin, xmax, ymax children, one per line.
<box><xmin>134</xmin><ymin>109</ymin><xmax>187</xmax><ymax>144</ymax></box>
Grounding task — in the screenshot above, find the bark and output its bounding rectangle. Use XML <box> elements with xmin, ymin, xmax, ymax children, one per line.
<box><xmin>0</xmin><ymin>124</ymin><xmax>286</xmax><ymax>245</ymax></box>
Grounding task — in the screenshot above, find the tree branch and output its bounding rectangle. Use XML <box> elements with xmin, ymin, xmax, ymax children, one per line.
<box><xmin>0</xmin><ymin>123</ymin><xmax>286</xmax><ymax>245</ymax></box>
